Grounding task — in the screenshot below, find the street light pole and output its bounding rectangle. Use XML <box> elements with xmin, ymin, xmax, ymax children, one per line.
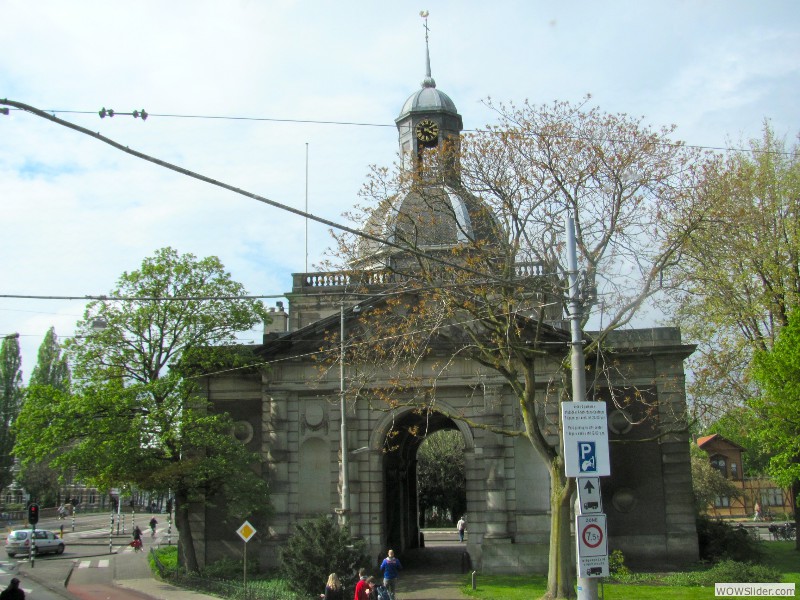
<box><xmin>566</xmin><ymin>215</ymin><xmax>598</xmax><ymax>600</ymax></box>
<box><xmin>339</xmin><ymin>304</ymin><xmax>350</xmax><ymax>526</ymax></box>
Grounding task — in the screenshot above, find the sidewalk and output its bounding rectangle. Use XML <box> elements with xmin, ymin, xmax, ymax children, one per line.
<box><xmin>399</xmin><ymin>572</ymin><xmax>468</xmax><ymax>599</ymax></box>
<box><xmin>395</xmin><ymin>542</ymin><xmax>470</xmax><ymax>600</ymax></box>
<box><xmin>113</xmin><ymin>546</ymin><xmax>219</xmax><ymax>600</ymax></box>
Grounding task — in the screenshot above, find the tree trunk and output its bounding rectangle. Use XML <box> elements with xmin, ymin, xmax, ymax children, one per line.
<box><xmin>174</xmin><ymin>488</ymin><xmax>200</xmax><ymax>572</ymax></box>
<box><xmin>545</xmin><ymin>460</ymin><xmax>575</xmax><ymax>599</ymax></box>
<box><xmin>793</xmin><ymin>480</ymin><xmax>800</xmax><ymax>552</ymax></box>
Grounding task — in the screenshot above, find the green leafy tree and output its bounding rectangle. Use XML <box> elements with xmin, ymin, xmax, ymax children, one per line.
<box><xmin>704</xmin><ymin>408</ymin><xmax>770</xmax><ymax>476</ymax></box>
<box><xmin>19</xmin><ymin>327</ymin><xmax>72</xmax><ymax>501</ymax></box>
<box><xmin>690</xmin><ymin>444</ymin><xmax>742</xmax><ymax>514</ymax></box>
<box><xmin>30</xmin><ymin>327</ymin><xmax>71</xmax><ymax>392</ymax></box>
<box><xmin>14</xmin><ymin>247</ymin><xmax>271</xmax><ymax>571</ymax></box>
<box><xmin>750</xmin><ymin>309</ymin><xmax>800</xmax><ymax>549</ymax></box>
<box><xmin>417</xmin><ymin>430</ymin><xmax>465</xmax><ymax>526</ymax></box>
<box><xmin>669</xmin><ymin>125</ymin><xmax>800</xmax><ymax>423</ymax></box>
<box><xmin>0</xmin><ymin>334</ymin><xmax>23</xmax><ymax>492</ymax></box>
<box><xmin>280</xmin><ymin>515</ymin><xmax>368</xmax><ymax>597</ymax></box>
<box><xmin>16</xmin><ymin>458</ymin><xmax>60</xmax><ymax>506</ymax></box>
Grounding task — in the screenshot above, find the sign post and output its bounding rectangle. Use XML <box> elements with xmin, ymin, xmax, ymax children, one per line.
<box><xmin>564</xmin><ymin>214</ymin><xmax>609</xmax><ymax>600</ymax></box>
<box><xmin>236</xmin><ymin>520</ymin><xmax>257</xmax><ymax>590</ymax></box>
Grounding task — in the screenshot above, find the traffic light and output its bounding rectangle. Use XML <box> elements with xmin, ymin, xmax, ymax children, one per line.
<box><xmin>27</xmin><ymin>503</ymin><xmax>39</xmax><ymax>525</ymax></box>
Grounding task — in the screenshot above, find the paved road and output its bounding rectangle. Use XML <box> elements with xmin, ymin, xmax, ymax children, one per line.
<box><xmin>8</xmin><ymin>511</ymin><xmax>198</xmax><ymax>600</ymax></box>
<box><xmin>7</xmin><ymin>518</ymin><xmax>472</xmax><ymax>600</ymax></box>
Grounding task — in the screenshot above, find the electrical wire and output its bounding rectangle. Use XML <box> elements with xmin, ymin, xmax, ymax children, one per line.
<box><xmin>1</xmin><ymin>99</ymin><xmax>504</xmax><ymax>287</ymax></box>
<box><xmin>2</xmin><ymin>104</ymin><xmax>791</xmax><ymax>157</ymax></box>
<box><xmin>185</xmin><ymin>300</ymin><xmax>567</xmax><ymax>380</ymax></box>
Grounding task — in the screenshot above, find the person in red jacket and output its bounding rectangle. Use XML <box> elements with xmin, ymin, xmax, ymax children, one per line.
<box><xmin>353</xmin><ymin>568</ymin><xmax>369</xmax><ymax>600</ymax></box>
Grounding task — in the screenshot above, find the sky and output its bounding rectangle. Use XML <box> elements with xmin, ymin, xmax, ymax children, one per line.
<box><xmin>1</xmin><ymin>0</ymin><xmax>798</xmax><ymax>381</ymax></box>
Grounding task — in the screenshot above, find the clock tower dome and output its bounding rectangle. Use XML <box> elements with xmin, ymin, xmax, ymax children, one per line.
<box><xmin>395</xmin><ymin>15</ymin><xmax>463</xmax><ymax>171</ymax></box>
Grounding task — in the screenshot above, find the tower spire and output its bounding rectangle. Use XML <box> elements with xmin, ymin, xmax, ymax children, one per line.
<box><xmin>420</xmin><ymin>10</ymin><xmax>436</xmax><ymax>89</ymax></box>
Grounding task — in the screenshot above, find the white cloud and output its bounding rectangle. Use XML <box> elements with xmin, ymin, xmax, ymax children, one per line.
<box><xmin>2</xmin><ymin>0</ymin><xmax>798</xmax><ymax>379</ymax></box>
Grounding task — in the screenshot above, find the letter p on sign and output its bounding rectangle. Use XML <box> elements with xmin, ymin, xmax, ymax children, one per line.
<box><xmin>579</xmin><ymin>442</ymin><xmax>596</xmax><ymax>473</ymax></box>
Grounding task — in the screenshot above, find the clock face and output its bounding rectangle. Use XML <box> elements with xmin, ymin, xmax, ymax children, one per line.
<box><xmin>415</xmin><ymin>119</ymin><xmax>439</xmax><ymax>143</ymax></box>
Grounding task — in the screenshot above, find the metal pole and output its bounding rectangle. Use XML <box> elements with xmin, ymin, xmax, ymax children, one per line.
<box><xmin>566</xmin><ymin>215</ymin><xmax>598</xmax><ymax>600</ymax></box>
<box><xmin>340</xmin><ymin>304</ymin><xmax>350</xmax><ymax>525</ymax></box>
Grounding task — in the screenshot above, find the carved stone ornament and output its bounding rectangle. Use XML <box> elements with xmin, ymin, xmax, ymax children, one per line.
<box><xmin>303</xmin><ymin>401</ymin><xmax>327</xmax><ymax>432</ymax></box>
<box><xmin>232</xmin><ymin>420</ymin><xmax>254</xmax><ymax>445</ymax></box>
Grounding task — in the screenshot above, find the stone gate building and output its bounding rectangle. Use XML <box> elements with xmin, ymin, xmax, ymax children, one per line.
<box><xmin>191</xmin><ymin>38</ymin><xmax>699</xmax><ymax>574</ymax></box>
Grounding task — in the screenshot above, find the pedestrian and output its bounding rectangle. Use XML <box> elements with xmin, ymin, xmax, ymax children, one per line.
<box><xmin>354</xmin><ymin>568</ymin><xmax>369</xmax><ymax>600</ymax></box>
<box><xmin>457</xmin><ymin>515</ymin><xmax>467</xmax><ymax>542</ymax></box>
<box><xmin>320</xmin><ymin>572</ymin><xmax>344</xmax><ymax>600</ymax></box>
<box><xmin>379</xmin><ymin>549</ymin><xmax>402</xmax><ymax>600</ymax></box>
<box><xmin>753</xmin><ymin>502</ymin><xmax>762</xmax><ymax>521</ymax></box>
<box><xmin>0</xmin><ymin>577</ymin><xmax>25</xmax><ymax>599</ymax></box>
<box><xmin>149</xmin><ymin>516</ymin><xmax>158</xmax><ymax>537</ymax></box>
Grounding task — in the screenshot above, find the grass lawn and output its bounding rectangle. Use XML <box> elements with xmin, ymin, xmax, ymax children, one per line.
<box><xmin>462</xmin><ymin>542</ymin><xmax>799</xmax><ymax>599</ymax></box>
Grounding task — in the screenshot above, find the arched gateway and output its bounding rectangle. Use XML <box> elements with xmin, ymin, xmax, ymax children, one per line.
<box><xmin>192</xmin><ymin>25</ymin><xmax>699</xmax><ymax>575</ymax></box>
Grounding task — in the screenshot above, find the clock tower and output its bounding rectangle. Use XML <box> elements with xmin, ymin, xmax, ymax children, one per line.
<box><xmin>395</xmin><ymin>15</ymin><xmax>463</xmax><ymax>171</ymax></box>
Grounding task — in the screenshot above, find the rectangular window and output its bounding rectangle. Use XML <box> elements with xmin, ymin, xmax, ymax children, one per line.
<box><xmin>714</xmin><ymin>495</ymin><xmax>731</xmax><ymax>507</ymax></box>
<box><xmin>761</xmin><ymin>489</ymin><xmax>784</xmax><ymax>507</ymax></box>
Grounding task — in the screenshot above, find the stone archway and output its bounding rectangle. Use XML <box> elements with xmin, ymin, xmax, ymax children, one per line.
<box><xmin>369</xmin><ymin>407</ymin><xmax>474</xmax><ymax>555</ymax></box>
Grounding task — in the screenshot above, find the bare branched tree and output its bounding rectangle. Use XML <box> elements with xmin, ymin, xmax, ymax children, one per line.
<box><xmin>320</xmin><ymin>97</ymin><xmax>709</xmax><ymax>599</ymax></box>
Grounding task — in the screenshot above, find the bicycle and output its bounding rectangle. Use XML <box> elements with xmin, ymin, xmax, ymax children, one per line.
<box><xmin>779</xmin><ymin>523</ymin><xmax>796</xmax><ymax>541</ymax></box>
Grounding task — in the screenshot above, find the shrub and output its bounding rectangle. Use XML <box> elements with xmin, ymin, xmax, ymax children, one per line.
<box><xmin>280</xmin><ymin>515</ymin><xmax>368</xmax><ymax>597</ymax></box>
<box><xmin>151</xmin><ymin>545</ymin><xmax>179</xmax><ymax>575</ymax></box>
<box><xmin>696</xmin><ymin>516</ymin><xmax>763</xmax><ymax>563</ymax></box>
<box><xmin>200</xmin><ymin>555</ymin><xmax>261</xmax><ymax>580</ymax></box>
<box><xmin>662</xmin><ymin>560</ymin><xmax>781</xmax><ymax>586</ymax></box>
<box><xmin>608</xmin><ymin>550</ymin><xmax>628</xmax><ymax>576</ymax></box>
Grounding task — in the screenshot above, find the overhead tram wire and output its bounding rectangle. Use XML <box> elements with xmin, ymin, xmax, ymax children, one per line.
<box><xmin>1</xmin><ymin>104</ymin><xmax>790</xmax><ymax>157</ymax></box>
<box><xmin>0</xmin><ymin>293</ymin><xmax>288</xmax><ymax>301</ymax></box>
<box><xmin>0</xmin><ymin>275</ymin><xmax>526</xmax><ymax>303</ymax></box>
<box><xmin>0</xmin><ymin>98</ymin><xmax>501</xmax><ymax>286</ymax></box>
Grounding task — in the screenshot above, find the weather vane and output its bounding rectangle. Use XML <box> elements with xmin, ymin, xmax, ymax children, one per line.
<box><xmin>420</xmin><ymin>10</ymin><xmax>429</xmax><ymax>40</ymax></box>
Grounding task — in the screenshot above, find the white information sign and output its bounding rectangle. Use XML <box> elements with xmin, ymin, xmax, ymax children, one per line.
<box><xmin>576</xmin><ymin>514</ymin><xmax>609</xmax><ymax>578</ymax></box>
<box><xmin>561</xmin><ymin>402</ymin><xmax>610</xmax><ymax>477</ymax></box>
<box><xmin>577</xmin><ymin>477</ymin><xmax>603</xmax><ymax>514</ymax></box>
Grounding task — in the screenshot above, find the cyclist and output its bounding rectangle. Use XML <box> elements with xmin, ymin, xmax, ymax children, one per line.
<box><xmin>149</xmin><ymin>516</ymin><xmax>158</xmax><ymax>537</ymax></box>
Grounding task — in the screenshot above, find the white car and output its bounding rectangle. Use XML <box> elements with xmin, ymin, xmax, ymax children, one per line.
<box><xmin>5</xmin><ymin>529</ymin><xmax>65</xmax><ymax>557</ymax></box>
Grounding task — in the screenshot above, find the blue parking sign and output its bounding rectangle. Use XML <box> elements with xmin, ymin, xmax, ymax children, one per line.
<box><xmin>578</xmin><ymin>442</ymin><xmax>596</xmax><ymax>473</ymax></box>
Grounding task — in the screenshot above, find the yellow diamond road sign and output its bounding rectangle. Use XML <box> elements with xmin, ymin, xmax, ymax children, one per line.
<box><xmin>236</xmin><ymin>520</ymin><xmax>256</xmax><ymax>543</ymax></box>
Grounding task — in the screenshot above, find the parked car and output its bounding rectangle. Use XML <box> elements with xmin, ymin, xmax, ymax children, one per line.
<box><xmin>5</xmin><ymin>529</ymin><xmax>65</xmax><ymax>557</ymax></box>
